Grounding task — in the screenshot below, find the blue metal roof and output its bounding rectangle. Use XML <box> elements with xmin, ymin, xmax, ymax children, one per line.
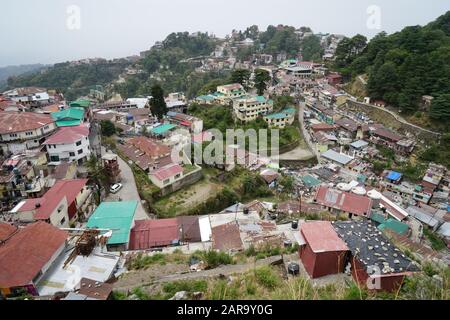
<box><xmin>386</xmin><ymin>171</ymin><xmax>402</xmax><ymax>181</ymax></box>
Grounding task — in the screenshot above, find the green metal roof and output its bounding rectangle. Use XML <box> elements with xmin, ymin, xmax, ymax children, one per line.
<box><xmin>283</xmin><ymin>107</ymin><xmax>296</xmax><ymax>114</ymax></box>
<box><xmin>151</xmin><ymin>123</ymin><xmax>177</xmax><ymax>135</ymax></box>
<box><xmin>197</xmin><ymin>95</ymin><xmax>215</xmax><ymax>101</ymax></box>
<box><xmin>52</xmin><ymin>108</ymin><xmax>85</xmax><ymax>120</ymax></box>
<box><xmin>86</xmin><ymin>201</ymin><xmax>138</xmax><ymax>245</ymax></box>
<box><xmin>378</xmin><ymin>219</ymin><xmax>409</xmax><ymax>235</ymax></box>
<box><xmin>70</xmin><ymin>99</ymin><xmax>91</xmax><ymax>108</ymax></box>
<box><xmin>300</xmin><ymin>175</ymin><xmax>321</xmax><ymax>188</ymax></box>
<box><xmin>264</xmin><ymin>108</ymin><xmax>296</xmax><ymax>120</ymax></box>
<box><xmin>370</xmin><ymin>212</ymin><xmax>386</xmax><ymax>225</ymax></box>
<box><xmin>55</xmin><ymin>120</ymin><xmax>82</xmax><ymax>127</ymax></box>
<box><xmin>255</xmin><ymin>96</ymin><xmax>267</xmax><ymax>103</ymax></box>
<box><xmin>52</xmin><ymin>108</ymin><xmax>85</xmax><ymax>127</ymax></box>
<box><xmin>357</xmin><ymin>174</ymin><xmax>367</xmax><ymax>183</ymax></box>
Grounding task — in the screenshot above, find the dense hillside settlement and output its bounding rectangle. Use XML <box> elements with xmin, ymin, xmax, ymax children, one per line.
<box><xmin>0</xmin><ymin>11</ymin><xmax>449</xmax><ymax>301</ymax></box>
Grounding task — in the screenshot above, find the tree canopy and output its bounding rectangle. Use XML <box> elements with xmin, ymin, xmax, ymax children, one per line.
<box><xmin>254</xmin><ymin>69</ymin><xmax>271</xmax><ymax>95</ymax></box>
<box><xmin>100</xmin><ymin>120</ymin><xmax>116</xmax><ymax>137</ymax></box>
<box><xmin>150</xmin><ymin>84</ymin><xmax>168</xmax><ymax>119</ymax></box>
<box><xmin>334</xmin><ymin>11</ymin><xmax>450</xmax><ymax>119</ymax></box>
<box><xmin>230</xmin><ymin>69</ymin><xmax>251</xmax><ymax>89</ymax></box>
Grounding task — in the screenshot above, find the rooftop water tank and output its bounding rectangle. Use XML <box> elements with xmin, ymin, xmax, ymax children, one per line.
<box><xmin>337</xmin><ymin>183</ymin><xmax>352</xmax><ymax>192</ymax></box>
<box><xmin>367</xmin><ymin>189</ymin><xmax>382</xmax><ymax>209</ymax></box>
<box><xmin>352</xmin><ymin>186</ymin><xmax>367</xmax><ymax>196</ymax></box>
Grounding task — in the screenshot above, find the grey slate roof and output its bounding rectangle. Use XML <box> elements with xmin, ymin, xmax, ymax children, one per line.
<box><xmin>333</xmin><ymin>220</ymin><xmax>420</xmax><ymax>275</ymax></box>
<box><xmin>321</xmin><ymin>149</ymin><xmax>353</xmax><ymax>165</ymax></box>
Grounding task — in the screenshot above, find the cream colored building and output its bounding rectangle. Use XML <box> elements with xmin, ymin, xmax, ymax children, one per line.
<box><xmin>216</xmin><ymin>83</ymin><xmax>246</xmax><ymax>104</ymax></box>
<box><xmin>233</xmin><ymin>95</ymin><xmax>274</xmax><ymax>122</ymax></box>
<box><xmin>263</xmin><ymin>107</ymin><xmax>296</xmax><ymax>128</ymax></box>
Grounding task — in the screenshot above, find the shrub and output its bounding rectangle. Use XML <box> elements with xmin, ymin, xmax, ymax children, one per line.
<box><xmin>254</xmin><ymin>266</ymin><xmax>280</xmax><ymax>289</ymax></box>
<box><xmin>163</xmin><ymin>280</ymin><xmax>208</xmax><ymax>299</ymax></box>
<box><xmin>131</xmin><ymin>287</ymin><xmax>151</xmax><ymax>300</ymax></box>
<box><xmin>111</xmin><ymin>291</ymin><xmax>127</xmax><ymax>300</ymax></box>
<box><xmin>423</xmin><ymin>227</ymin><xmax>446</xmax><ymax>251</ymax></box>
<box><xmin>344</xmin><ymin>283</ymin><xmax>368</xmax><ymax>300</ymax></box>
<box><xmin>245</xmin><ymin>245</ymin><xmax>257</xmax><ymax>257</ymax></box>
<box><xmin>191</xmin><ymin>250</ymin><xmax>234</xmax><ymax>269</ymax></box>
<box><xmin>128</xmin><ymin>253</ymin><xmax>167</xmax><ymax>270</ymax></box>
<box><xmin>207</xmin><ymin>279</ymin><xmax>240</xmax><ymax>300</ymax></box>
<box><xmin>255</xmin><ymin>252</ymin><xmax>268</xmax><ymax>260</ymax></box>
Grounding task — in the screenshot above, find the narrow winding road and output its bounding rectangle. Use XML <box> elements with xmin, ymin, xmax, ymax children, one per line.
<box><xmin>102</xmin><ymin>147</ymin><xmax>149</xmax><ymax>220</ymax></box>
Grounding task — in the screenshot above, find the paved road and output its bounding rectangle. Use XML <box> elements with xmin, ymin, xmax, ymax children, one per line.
<box><xmin>357</xmin><ymin>75</ymin><xmax>367</xmax><ymax>85</ymax></box>
<box><xmin>102</xmin><ymin>147</ymin><xmax>149</xmax><ymax>220</ymax></box>
<box><xmin>349</xmin><ymin>99</ymin><xmax>441</xmax><ymax>137</ymax></box>
<box><xmin>298</xmin><ymin>101</ymin><xmax>320</xmax><ymax>162</ymax></box>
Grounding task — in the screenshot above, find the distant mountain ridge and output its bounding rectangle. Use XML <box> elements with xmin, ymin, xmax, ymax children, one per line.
<box><xmin>0</xmin><ymin>64</ymin><xmax>49</xmax><ymax>88</ymax></box>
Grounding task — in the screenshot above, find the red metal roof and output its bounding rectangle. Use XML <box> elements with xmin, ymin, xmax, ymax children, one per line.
<box><xmin>43</xmin><ymin>124</ymin><xmax>89</xmax><ymax>145</ymax></box>
<box><xmin>150</xmin><ymin>163</ymin><xmax>183</xmax><ymax>181</ymax></box>
<box><xmin>0</xmin><ymin>222</ymin><xmax>68</xmax><ymax>288</ymax></box>
<box><xmin>0</xmin><ymin>111</ymin><xmax>54</xmax><ymax>134</ymax></box>
<box><xmin>212</xmin><ymin>221</ymin><xmax>243</xmax><ymax>251</ymax></box>
<box><xmin>311</xmin><ymin>123</ymin><xmax>337</xmax><ymax>131</ymax></box>
<box><xmin>127</xmin><ymin>136</ymin><xmax>171</xmax><ymax>159</ymax></box>
<box><xmin>373</xmin><ymin>127</ymin><xmax>402</xmax><ymax>142</ymax></box>
<box><xmin>129</xmin><ymin>219</ymin><xmax>179</xmax><ymax>250</ymax></box>
<box><xmin>0</xmin><ymin>223</ymin><xmax>17</xmax><ymax>242</ymax></box>
<box><xmin>19</xmin><ymin>179</ymin><xmax>88</xmax><ymax>220</ymax></box>
<box><xmin>315</xmin><ymin>186</ymin><xmax>372</xmax><ymax>216</ymax></box>
<box><xmin>301</xmin><ymin>221</ymin><xmax>348</xmax><ymax>253</ymax></box>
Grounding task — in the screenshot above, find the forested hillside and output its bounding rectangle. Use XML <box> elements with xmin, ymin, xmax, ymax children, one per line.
<box><xmin>6</xmin><ymin>59</ymin><xmax>131</xmax><ymax>101</ymax></box>
<box><xmin>334</xmin><ymin>11</ymin><xmax>450</xmax><ymax>122</ymax></box>
<box><xmin>0</xmin><ymin>64</ymin><xmax>47</xmax><ymax>89</ymax></box>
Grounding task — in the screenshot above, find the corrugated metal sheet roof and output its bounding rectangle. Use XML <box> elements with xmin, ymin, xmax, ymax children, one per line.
<box><xmin>321</xmin><ymin>149</ymin><xmax>353</xmax><ymax>165</ymax></box>
<box><xmin>301</xmin><ymin>221</ymin><xmax>348</xmax><ymax>253</ymax></box>
<box><xmin>86</xmin><ymin>201</ymin><xmax>137</xmax><ymax>245</ymax></box>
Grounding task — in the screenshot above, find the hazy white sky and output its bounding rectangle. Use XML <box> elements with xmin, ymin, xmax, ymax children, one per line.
<box><xmin>1</xmin><ymin>0</ymin><xmax>449</xmax><ymax>67</ymax></box>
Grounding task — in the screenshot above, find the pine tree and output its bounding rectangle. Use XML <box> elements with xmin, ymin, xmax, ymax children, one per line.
<box><xmin>150</xmin><ymin>84</ymin><xmax>168</xmax><ymax>120</ymax></box>
<box><xmin>254</xmin><ymin>69</ymin><xmax>271</xmax><ymax>95</ymax></box>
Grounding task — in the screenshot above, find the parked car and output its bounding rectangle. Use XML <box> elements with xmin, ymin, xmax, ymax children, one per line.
<box><xmin>109</xmin><ymin>183</ymin><xmax>123</xmax><ymax>194</ymax></box>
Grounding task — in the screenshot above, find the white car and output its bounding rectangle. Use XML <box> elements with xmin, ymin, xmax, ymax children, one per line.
<box><xmin>109</xmin><ymin>183</ymin><xmax>123</xmax><ymax>194</ymax></box>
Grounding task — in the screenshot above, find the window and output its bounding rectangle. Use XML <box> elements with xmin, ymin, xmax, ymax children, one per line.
<box><xmin>9</xmin><ymin>133</ymin><xmax>17</xmax><ymax>138</ymax></box>
<box><xmin>76</xmin><ymin>140</ymin><xmax>82</xmax><ymax>146</ymax></box>
<box><xmin>77</xmin><ymin>149</ymin><xmax>83</xmax><ymax>154</ymax></box>
<box><xmin>175</xmin><ymin>174</ymin><xmax>181</xmax><ymax>179</ymax></box>
<box><xmin>163</xmin><ymin>179</ymin><xmax>170</xmax><ymax>185</ymax></box>
<box><xmin>69</xmin><ymin>152</ymin><xmax>75</xmax><ymax>157</ymax></box>
<box><xmin>60</xmin><ymin>217</ymin><xmax>66</xmax><ymax>225</ymax></box>
<box><xmin>50</xmin><ymin>155</ymin><xmax>60</xmax><ymax>162</ymax></box>
<box><xmin>25</xmin><ymin>131</ymin><xmax>33</xmax><ymax>136</ymax></box>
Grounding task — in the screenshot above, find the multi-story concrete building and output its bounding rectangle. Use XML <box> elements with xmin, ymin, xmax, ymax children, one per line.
<box><xmin>43</xmin><ymin>125</ymin><xmax>91</xmax><ymax>165</ymax></box>
<box><xmin>0</xmin><ymin>112</ymin><xmax>57</xmax><ymax>154</ymax></box>
<box><xmin>216</xmin><ymin>83</ymin><xmax>246</xmax><ymax>104</ymax></box>
<box><xmin>263</xmin><ymin>107</ymin><xmax>296</xmax><ymax>128</ymax></box>
<box><xmin>233</xmin><ymin>95</ymin><xmax>273</xmax><ymax>123</ymax></box>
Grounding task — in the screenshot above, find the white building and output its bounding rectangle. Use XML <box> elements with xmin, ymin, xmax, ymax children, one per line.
<box><xmin>126</xmin><ymin>97</ymin><xmax>150</xmax><ymax>109</ymax></box>
<box><xmin>3</xmin><ymin>87</ymin><xmax>50</xmax><ymax>105</ymax></box>
<box><xmin>0</xmin><ymin>111</ymin><xmax>57</xmax><ymax>154</ymax></box>
<box><xmin>43</xmin><ymin>125</ymin><xmax>91</xmax><ymax>165</ymax></box>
